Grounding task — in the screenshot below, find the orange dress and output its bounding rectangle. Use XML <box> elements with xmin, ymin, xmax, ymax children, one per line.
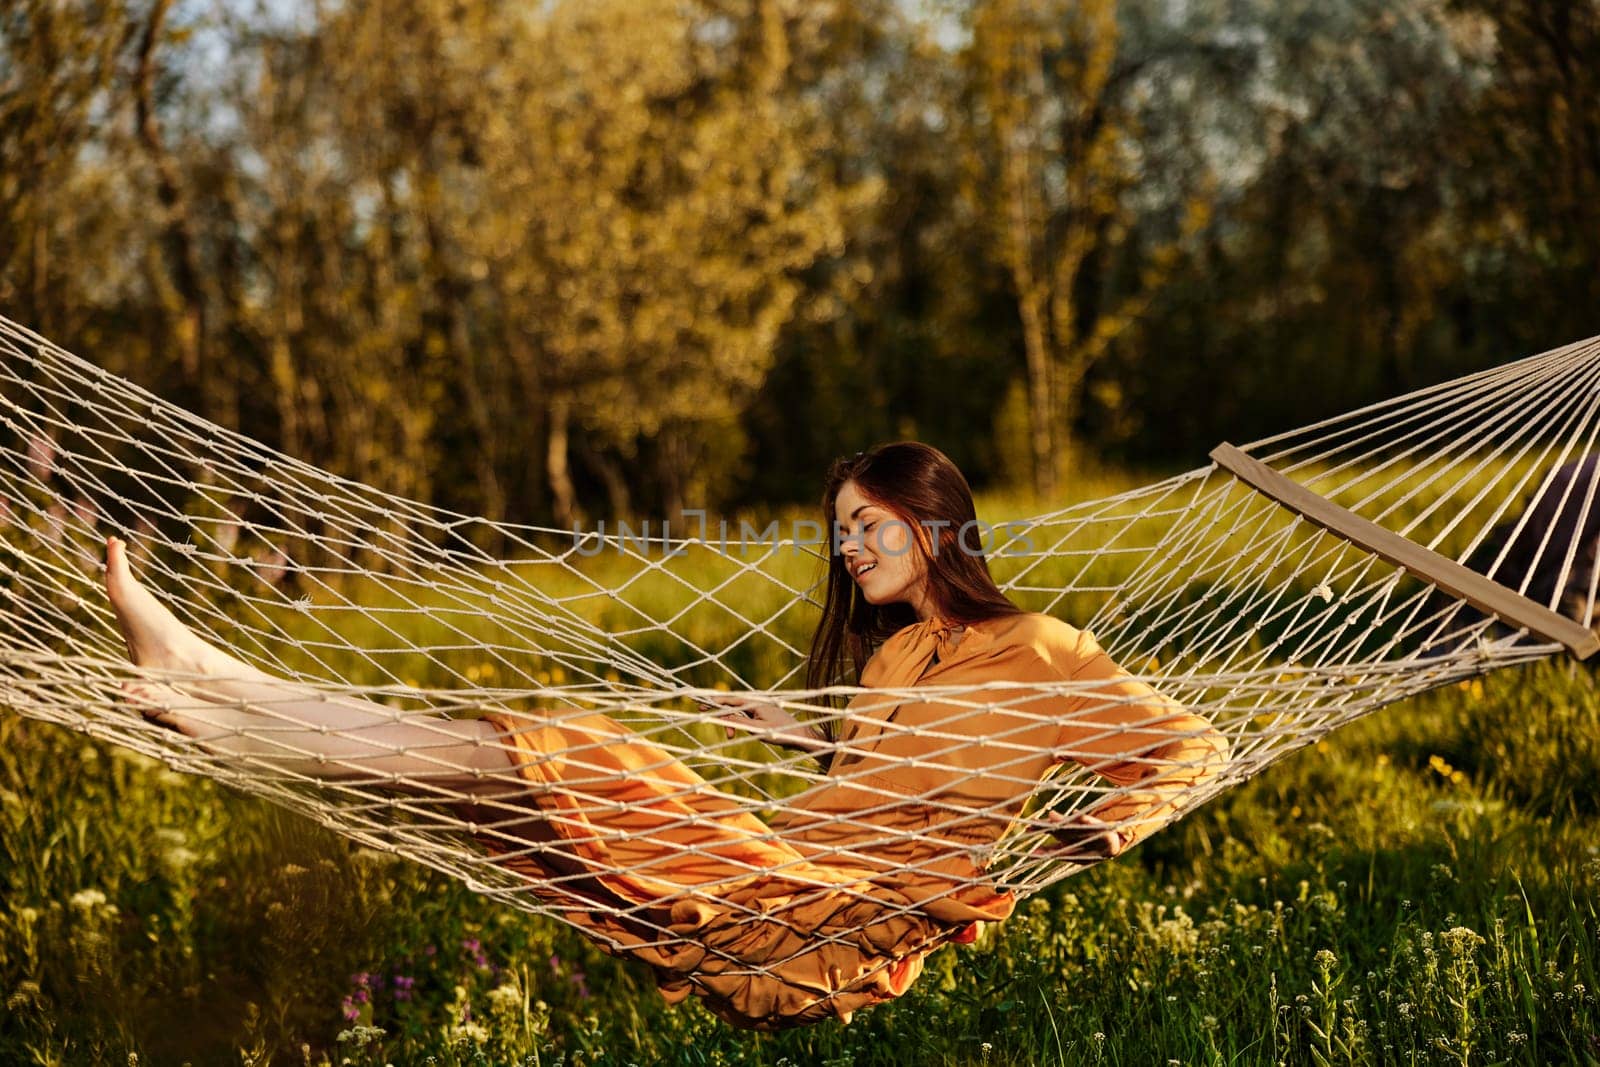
<box><xmin>477</xmin><ymin>612</ymin><xmax>1222</xmax><ymax>1030</ymax></box>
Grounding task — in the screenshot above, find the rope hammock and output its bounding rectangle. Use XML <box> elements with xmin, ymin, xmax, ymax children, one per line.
<box><xmin>3</xmin><ymin>313</ymin><xmax>1599</xmax><ymax>1028</ymax></box>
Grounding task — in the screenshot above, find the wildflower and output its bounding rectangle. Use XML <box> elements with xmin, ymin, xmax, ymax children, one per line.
<box><xmin>6</xmin><ymin>981</ymin><xmax>42</xmax><ymax>1012</ymax></box>
<box><xmin>1427</xmin><ymin>755</ymin><xmax>1467</xmax><ymax>785</ymax></box>
<box><xmin>44</xmin><ymin>502</ymin><xmax>67</xmax><ymax>544</ymax></box>
<box><xmin>1440</xmin><ymin>926</ymin><xmax>1485</xmax><ymax>954</ymax></box>
<box><xmin>69</xmin><ymin>889</ymin><xmax>108</xmax><ymax>910</ymax></box>
<box><xmin>392</xmin><ymin>975</ymin><xmax>415</xmax><ymax>1002</ymax></box>
<box><xmin>335</xmin><ymin>1025</ymin><xmax>386</xmax><ymax>1048</ymax></box>
<box><xmin>340</xmin><ymin>997</ymin><xmax>360</xmax><ymax>1022</ymax></box>
<box><xmin>488</xmin><ymin>984</ymin><xmax>521</xmax><ymax>1009</ymax></box>
<box><xmin>1314</xmin><ymin>949</ymin><xmax>1337</xmax><ymax>970</ymax></box>
<box><xmin>26</xmin><ymin>433</ymin><xmax>55</xmax><ymax>481</ymax></box>
<box><xmin>255</xmin><ymin>549</ymin><xmax>290</xmax><ymax>586</ymax></box>
<box><xmin>461</xmin><ymin>938</ymin><xmax>489</xmax><ymax>968</ymax></box>
<box><xmin>451</xmin><ymin>1021</ymin><xmax>490</xmax><ymax>1045</ymax></box>
<box><xmin>162</xmin><ymin>845</ymin><xmax>199</xmax><ymax>870</ymax></box>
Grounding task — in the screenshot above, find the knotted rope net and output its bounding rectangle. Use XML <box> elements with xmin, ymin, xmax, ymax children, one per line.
<box><xmin>2</xmin><ymin>313</ymin><xmax>1597</xmax><ymax>1018</ymax></box>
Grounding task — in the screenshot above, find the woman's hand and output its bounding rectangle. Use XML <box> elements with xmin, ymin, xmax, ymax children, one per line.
<box><xmin>699</xmin><ymin>696</ymin><xmax>825</xmax><ymax>753</ymax></box>
<box><xmin>1038</xmin><ymin>809</ymin><xmax>1131</xmax><ymax>862</ymax></box>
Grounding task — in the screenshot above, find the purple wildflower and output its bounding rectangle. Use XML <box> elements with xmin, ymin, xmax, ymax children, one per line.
<box><xmin>26</xmin><ymin>434</ymin><xmax>54</xmax><ymax>481</ymax></box>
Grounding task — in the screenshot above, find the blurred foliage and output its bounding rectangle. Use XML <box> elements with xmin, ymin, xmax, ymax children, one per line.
<box><xmin>3</xmin><ymin>0</ymin><xmax>1599</xmax><ymax>520</ymax></box>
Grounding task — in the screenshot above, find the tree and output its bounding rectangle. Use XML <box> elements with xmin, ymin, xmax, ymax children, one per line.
<box><xmin>474</xmin><ymin>0</ymin><xmax>876</xmax><ymax>526</ymax></box>
<box><xmin>0</xmin><ymin>1</ymin><xmax>141</xmax><ymax>339</ymax></box>
<box><xmin>958</xmin><ymin>0</ymin><xmax>1209</xmax><ymax>499</ymax></box>
<box><xmin>1452</xmin><ymin>0</ymin><xmax>1600</xmax><ymax>347</ymax></box>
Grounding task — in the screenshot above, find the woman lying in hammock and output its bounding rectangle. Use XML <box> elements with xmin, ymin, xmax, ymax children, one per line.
<box><xmin>103</xmin><ymin>441</ymin><xmax>1229</xmax><ymax>1030</ymax></box>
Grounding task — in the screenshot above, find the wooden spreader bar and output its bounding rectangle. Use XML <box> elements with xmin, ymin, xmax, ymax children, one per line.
<box><xmin>1210</xmin><ymin>443</ymin><xmax>1600</xmax><ymax>660</ymax></box>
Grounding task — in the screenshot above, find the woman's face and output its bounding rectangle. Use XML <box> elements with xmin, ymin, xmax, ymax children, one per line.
<box><xmin>834</xmin><ymin>479</ymin><xmax>933</xmax><ymax>616</ymax></box>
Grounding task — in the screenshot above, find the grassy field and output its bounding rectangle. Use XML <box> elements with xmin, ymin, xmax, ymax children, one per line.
<box><xmin>2</xmin><ymin>661</ymin><xmax>1597</xmax><ymax>1065</ymax></box>
<box><xmin>1</xmin><ymin>468</ymin><xmax>1598</xmax><ymax>1065</ymax></box>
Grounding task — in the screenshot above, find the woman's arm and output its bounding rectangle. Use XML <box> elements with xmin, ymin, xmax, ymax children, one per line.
<box><xmin>1042</xmin><ymin>629</ymin><xmax>1230</xmax><ymax>856</ymax></box>
<box><xmin>700</xmin><ymin>696</ymin><xmax>830</xmax><ymax>754</ymax></box>
<box><xmin>1052</xmin><ymin>713</ymin><xmax>1229</xmax><ymax>856</ymax></box>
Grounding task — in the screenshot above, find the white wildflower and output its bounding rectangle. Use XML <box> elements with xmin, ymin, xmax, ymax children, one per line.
<box><xmin>69</xmin><ymin>889</ymin><xmax>108</xmax><ymax>910</ymax></box>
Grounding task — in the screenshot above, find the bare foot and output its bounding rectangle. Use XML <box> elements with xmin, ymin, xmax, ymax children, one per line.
<box><xmin>105</xmin><ymin>536</ymin><xmax>265</xmax><ymax>681</ymax></box>
<box><xmin>121</xmin><ymin>679</ymin><xmax>194</xmax><ymax>734</ymax></box>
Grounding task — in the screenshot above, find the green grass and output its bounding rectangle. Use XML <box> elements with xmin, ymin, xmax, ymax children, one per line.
<box><xmin>2</xmin><ymin>661</ymin><xmax>1597</xmax><ymax>1065</ymax></box>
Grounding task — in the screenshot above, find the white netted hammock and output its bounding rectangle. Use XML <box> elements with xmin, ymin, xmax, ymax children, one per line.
<box><xmin>3</xmin><ymin>314</ymin><xmax>1600</xmax><ymax>1014</ymax></box>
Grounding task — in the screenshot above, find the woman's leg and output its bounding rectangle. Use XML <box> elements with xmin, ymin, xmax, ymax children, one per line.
<box><xmin>104</xmin><ymin>544</ymin><xmax>979</xmax><ymax>1027</ymax></box>
<box><xmin>105</xmin><ymin>537</ymin><xmax>513</xmax><ymax>790</ymax></box>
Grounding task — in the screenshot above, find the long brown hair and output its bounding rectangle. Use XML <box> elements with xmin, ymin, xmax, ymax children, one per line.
<box><xmin>804</xmin><ymin>442</ymin><xmax>1023</xmax><ymax>703</ymax></box>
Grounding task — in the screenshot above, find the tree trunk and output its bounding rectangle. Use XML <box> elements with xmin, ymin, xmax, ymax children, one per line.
<box><xmin>135</xmin><ymin>0</ymin><xmax>226</xmax><ymax>422</ymax></box>
<box><xmin>500</xmin><ymin>317</ymin><xmax>548</xmax><ymax>526</ymax></box>
<box><xmin>580</xmin><ymin>442</ymin><xmax>633</xmax><ymax>519</ymax></box>
<box><xmin>546</xmin><ymin>396</ymin><xmax>581</xmax><ymax>530</ymax></box>
<box><xmin>658</xmin><ymin>430</ymin><xmax>687</xmax><ymax>534</ymax></box>
<box><xmin>1019</xmin><ymin>283</ymin><xmax>1056</xmax><ymax>501</ymax></box>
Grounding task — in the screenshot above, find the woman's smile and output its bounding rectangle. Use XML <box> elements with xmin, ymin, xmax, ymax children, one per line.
<box><xmin>834</xmin><ymin>479</ymin><xmax>934</xmax><ymax>615</ymax></box>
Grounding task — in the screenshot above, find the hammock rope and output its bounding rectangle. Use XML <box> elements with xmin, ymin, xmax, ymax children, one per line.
<box><xmin>3</xmin><ymin>313</ymin><xmax>1599</xmax><ymax>1022</ymax></box>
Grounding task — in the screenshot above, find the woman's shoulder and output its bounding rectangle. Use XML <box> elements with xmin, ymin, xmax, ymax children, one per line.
<box><xmin>983</xmin><ymin>611</ymin><xmax>1100</xmax><ymax>661</ymax></box>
